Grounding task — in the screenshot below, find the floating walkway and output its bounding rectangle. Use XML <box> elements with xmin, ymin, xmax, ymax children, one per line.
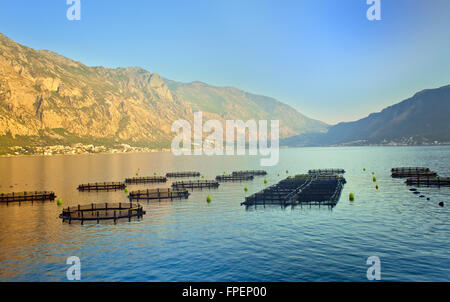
<box><xmin>59</xmin><ymin>202</ymin><xmax>145</xmax><ymax>224</ymax></box>
<box><xmin>77</xmin><ymin>182</ymin><xmax>126</xmax><ymax>191</ymax></box>
<box><xmin>125</xmin><ymin>176</ymin><xmax>167</xmax><ymax>184</ymax></box>
<box><xmin>232</xmin><ymin>170</ymin><xmax>267</xmax><ymax>176</ymax></box>
<box><xmin>308</xmin><ymin>169</ymin><xmax>345</xmax><ymax>175</ymax></box>
<box><xmin>0</xmin><ymin>191</ymin><xmax>56</xmax><ymax>204</ymax></box>
<box><xmin>172</xmin><ymin>180</ymin><xmax>220</xmax><ymax>189</ymax></box>
<box><xmin>242</xmin><ymin>174</ymin><xmax>346</xmax><ymax>207</ymax></box>
<box><xmin>166</xmin><ymin>172</ymin><xmax>201</xmax><ymax>178</ymax></box>
<box><xmin>405</xmin><ymin>177</ymin><xmax>450</xmax><ymax>187</ymax></box>
<box><xmin>129</xmin><ymin>188</ymin><xmax>190</xmax><ymax>200</ymax></box>
<box><xmin>216</xmin><ymin>174</ymin><xmax>254</xmax><ymax>182</ymax></box>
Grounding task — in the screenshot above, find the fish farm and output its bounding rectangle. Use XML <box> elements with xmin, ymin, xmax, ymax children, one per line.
<box><xmin>77</xmin><ymin>182</ymin><xmax>126</xmax><ymax>191</ymax></box>
<box><xmin>391</xmin><ymin>167</ymin><xmax>437</xmax><ymax>178</ymax></box>
<box><xmin>172</xmin><ymin>180</ymin><xmax>220</xmax><ymax>189</ymax></box>
<box><xmin>308</xmin><ymin>169</ymin><xmax>345</xmax><ymax>175</ymax></box>
<box><xmin>242</xmin><ymin>174</ymin><xmax>346</xmax><ymax>207</ymax></box>
<box><xmin>232</xmin><ymin>170</ymin><xmax>267</xmax><ymax>176</ymax></box>
<box><xmin>125</xmin><ymin>176</ymin><xmax>167</xmax><ymax>184</ymax></box>
<box><xmin>406</xmin><ymin>177</ymin><xmax>450</xmax><ymax>187</ymax></box>
<box><xmin>166</xmin><ymin>172</ymin><xmax>201</xmax><ymax>178</ymax></box>
<box><xmin>128</xmin><ymin>188</ymin><xmax>190</xmax><ymax>200</ymax></box>
<box><xmin>0</xmin><ymin>191</ymin><xmax>56</xmax><ymax>204</ymax></box>
<box><xmin>59</xmin><ymin>202</ymin><xmax>145</xmax><ymax>224</ymax></box>
<box><xmin>216</xmin><ymin>174</ymin><xmax>255</xmax><ymax>182</ymax></box>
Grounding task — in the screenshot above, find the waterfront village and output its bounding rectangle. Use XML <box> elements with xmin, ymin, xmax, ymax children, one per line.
<box><xmin>5</xmin><ymin>143</ymin><xmax>170</xmax><ymax>156</ymax></box>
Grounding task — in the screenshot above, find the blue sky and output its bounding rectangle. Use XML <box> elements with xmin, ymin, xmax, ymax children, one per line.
<box><xmin>1</xmin><ymin>0</ymin><xmax>450</xmax><ymax>124</ymax></box>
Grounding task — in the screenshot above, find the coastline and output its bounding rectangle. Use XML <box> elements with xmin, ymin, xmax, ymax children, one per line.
<box><xmin>2</xmin><ymin>143</ymin><xmax>449</xmax><ymax>158</ymax></box>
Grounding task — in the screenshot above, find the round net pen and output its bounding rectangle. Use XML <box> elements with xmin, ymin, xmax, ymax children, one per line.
<box><xmin>59</xmin><ymin>202</ymin><xmax>146</xmax><ymax>224</ymax></box>
<box><xmin>216</xmin><ymin>174</ymin><xmax>254</xmax><ymax>182</ymax></box>
<box><xmin>0</xmin><ymin>191</ymin><xmax>56</xmax><ymax>204</ymax></box>
<box><xmin>77</xmin><ymin>182</ymin><xmax>126</xmax><ymax>191</ymax></box>
<box><xmin>232</xmin><ymin>170</ymin><xmax>267</xmax><ymax>176</ymax></box>
<box><xmin>129</xmin><ymin>188</ymin><xmax>190</xmax><ymax>201</ymax></box>
<box><xmin>166</xmin><ymin>172</ymin><xmax>201</xmax><ymax>178</ymax></box>
<box><xmin>125</xmin><ymin>176</ymin><xmax>167</xmax><ymax>184</ymax></box>
<box><xmin>172</xmin><ymin>180</ymin><xmax>220</xmax><ymax>190</ymax></box>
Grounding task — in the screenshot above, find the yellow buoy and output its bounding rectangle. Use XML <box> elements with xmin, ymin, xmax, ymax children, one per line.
<box><xmin>349</xmin><ymin>193</ymin><xmax>355</xmax><ymax>201</ymax></box>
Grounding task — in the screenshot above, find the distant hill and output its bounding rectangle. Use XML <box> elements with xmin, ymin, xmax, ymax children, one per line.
<box><xmin>166</xmin><ymin>80</ymin><xmax>328</xmax><ymax>138</ymax></box>
<box><xmin>0</xmin><ymin>32</ymin><xmax>327</xmax><ymax>152</ymax></box>
<box><xmin>282</xmin><ymin>84</ymin><xmax>450</xmax><ymax>147</ymax></box>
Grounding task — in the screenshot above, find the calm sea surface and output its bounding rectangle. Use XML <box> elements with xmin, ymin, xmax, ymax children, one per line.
<box><xmin>0</xmin><ymin>146</ymin><xmax>449</xmax><ymax>282</ymax></box>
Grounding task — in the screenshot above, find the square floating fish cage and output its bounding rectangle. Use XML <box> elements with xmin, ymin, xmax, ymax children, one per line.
<box><xmin>242</xmin><ymin>174</ymin><xmax>346</xmax><ymax>208</ymax></box>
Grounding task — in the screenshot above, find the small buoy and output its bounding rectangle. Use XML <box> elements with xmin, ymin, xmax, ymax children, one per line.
<box><xmin>373</xmin><ymin>177</ymin><xmax>377</xmax><ymax>182</ymax></box>
<box><xmin>154</xmin><ymin>172</ymin><xmax>157</xmax><ymax>176</ymax></box>
<box><xmin>124</xmin><ymin>187</ymin><xmax>129</xmax><ymax>194</ymax></box>
<box><xmin>264</xmin><ymin>178</ymin><xmax>268</xmax><ymax>184</ymax></box>
<box><xmin>201</xmin><ymin>175</ymin><xmax>205</xmax><ymax>179</ymax></box>
<box><xmin>438</xmin><ymin>202</ymin><xmax>444</xmax><ymax>207</ymax></box>
<box><xmin>277</xmin><ymin>174</ymin><xmax>280</xmax><ymax>177</ymax></box>
<box><xmin>349</xmin><ymin>193</ymin><xmax>355</xmax><ymax>201</ymax></box>
<box><xmin>363</xmin><ymin>168</ymin><xmax>366</xmax><ymax>171</ymax></box>
<box><xmin>244</xmin><ymin>186</ymin><xmax>248</xmax><ymax>192</ymax></box>
<box><xmin>56</xmin><ymin>198</ymin><xmax>62</xmax><ymax>206</ymax></box>
<box><xmin>372</xmin><ymin>172</ymin><xmax>375</xmax><ymax>175</ymax></box>
<box><xmin>376</xmin><ymin>185</ymin><xmax>379</xmax><ymax>190</ymax></box>
<box><xmin>286</xmin><ymin>170</ymin><xmax>289</xmax><ymax>174</ymax></box>
<box><xmin>136</xmin><ymin>172</ymin><xmax>139</xmax><ymax>176</ymax></box>
<box><xmin>427</xmin><ymin>198</ymin><xmax>430</xmax><ymax>201</ymax></box>
<box><xmin>206</xmin><ymin>195</ymin><xmax>212</xmax><ymax>203</ymax></box>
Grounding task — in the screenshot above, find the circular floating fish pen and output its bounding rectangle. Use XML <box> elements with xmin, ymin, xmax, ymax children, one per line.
<box><xmin>77</xmin><ymin>182</ymin><xmax>126</xmax><ymax>192</ymax></box>
<box><xmin>0</xmin><ymin>191</ymin><xmax>56</xmax><ymax>204</ymax></box>
<box><xmin>59</xmin><ymin>202</ymin><xmax>145</xmax><ymax>224</ymax></box>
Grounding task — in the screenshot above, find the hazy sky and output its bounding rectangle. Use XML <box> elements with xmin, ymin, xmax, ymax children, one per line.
<box><xmin>1</xmin><ymin>0</ymin><xmax>450</xmax><ymax>124</ymax></box>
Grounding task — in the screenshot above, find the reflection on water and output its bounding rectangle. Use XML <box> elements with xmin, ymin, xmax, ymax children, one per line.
<box><xmin>0</xmin><ymin>146</ymin><xmax>449</xmax><ymax>281</ymax></box>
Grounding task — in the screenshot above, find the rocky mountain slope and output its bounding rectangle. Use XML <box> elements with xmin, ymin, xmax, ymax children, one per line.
<box><xmin>281</xmin><ymin>84</ymin><xmax>450</xmax><ymax>146</ymax></box>
<box><xmin>0</xmin><ymin>33</ymin><xmax>327</xmax><ymax>151</ymax></box>
<box><xmin>166</xmin><ymin>80</ymin><xmax>327</xmax><ymax>138</ymax></box>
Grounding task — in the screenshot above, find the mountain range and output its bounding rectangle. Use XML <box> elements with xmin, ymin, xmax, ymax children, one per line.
<box><xmin>281</xmin><ymin>84</ymin><xmax>450</xmax><ymax>147</ymax></box>
<box><xmin>1</xmin><ymin>32</ymin><xmax>449</xmax><ymax>153</ymax></box>
<box><xmin>0</xmin><ymin>32</ymin><xmax>326</xmax><ymax>153</ymax></box>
